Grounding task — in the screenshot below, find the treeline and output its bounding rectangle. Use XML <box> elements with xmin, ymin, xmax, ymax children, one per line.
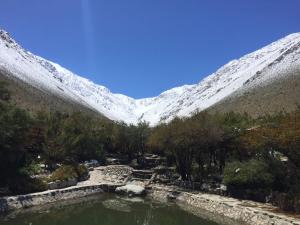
<box><xmin>1</xmin><ymin>81</ymin><xmax>300</xmax><ymax>212</ymax></box>
<box><xmin>148</xmin><ymin>109</ymin><xmax>300</xmax><ymax>212</ymax></box>
<box><xmin>0</xmin><ymin>82</ymin><xmax>149</xmax><ymax>194</ymax></box>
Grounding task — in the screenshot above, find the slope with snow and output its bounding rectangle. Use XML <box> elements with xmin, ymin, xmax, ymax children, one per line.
<box><xmin>0</xmin><ymin>29</ymin><xmax>300</xmax><ymax>125</ymax></box>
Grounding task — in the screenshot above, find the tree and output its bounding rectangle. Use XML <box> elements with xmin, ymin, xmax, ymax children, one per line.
<box><xmin>58</xmin><ymin>113</ymin><xmax>106</xmax><ymax>163</ymax></box>
<box><xmin>0</xmin><ymin>83</ymin><xmax>36</xmax><ymax>188</ymax></box>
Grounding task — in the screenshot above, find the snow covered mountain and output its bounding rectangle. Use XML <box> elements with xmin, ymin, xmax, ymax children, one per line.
<box><xmin>0</xmin><ymin>29</ymin><xmax>300</xmax><ymax>125</ymax></box>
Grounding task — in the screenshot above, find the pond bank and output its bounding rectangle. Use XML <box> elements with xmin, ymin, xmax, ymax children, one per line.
<box><xmin>0</xmin><ymin>183</ymin><xmax>121</xmax><ymax>213</ymax></box>
<box><xmin>149</xmin><ymin>185</ymin><xmax>300</xmax><ymax>225</ymax></box>
<box><xmin>0</xmin><ymin>166</ymin><xmax>130</xmax><ymax>213</ymax></box>
<box><xmin>1</xmin><ymin>165</ymin><xmax>300</xmax><ymax>225</ymax></box>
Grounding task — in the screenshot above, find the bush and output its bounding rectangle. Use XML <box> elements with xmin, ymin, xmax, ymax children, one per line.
<box><xmin>21</xmin><ymin>162</ymin><xmax>44</xmax><ymax>176</ymax></box>
<box><xmin>76</xmin><ymin>164</ymin><xmax>89</xmax><ymax>180</ymax></box>
<box><xmin>223</xmin><ymin>159</ymin><xmax>274</xmax><ymax>201</ymax></box>
<box><xmin>49</xmin><ymin>164</ymin><xmax>89</xmax><ymax>182</ymax></box>
<box><xmin>224</xmin><ymin>159</ymin><xmax>274</xmax><ymax>188</ymax></box>
<box><xmin>272</xmin><ymin>192</ymin><xmax>300</xmax><ymax>213</ymax></box>
<box><xmin>49</xmin><ymin>165</ymin><xmax>78</xmax><ymax>182</ymax></box>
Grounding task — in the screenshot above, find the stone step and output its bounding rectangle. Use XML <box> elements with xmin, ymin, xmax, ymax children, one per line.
<box><xmin>132</xmin><ymin>174</ymin><xmax>152</xmax><ymax>180</ymax></box>
<box><xmin>132</xmin><ymin>170</ymin><xmax>153</xmax><ymax>179</ymax></box>
<box><xmin>132</xmin><ymin>174</ymin><xmax>152</xmax><ymax>179</ymax></box>
<box><xmin>132</xmin><ymin>170</ymin><xmax>154</xmax><ymax>174</ymax></box>
<box><xmin>131</xmin><ymin>178</ymin><xmax>150</xmax><ymax>182</ymax></box>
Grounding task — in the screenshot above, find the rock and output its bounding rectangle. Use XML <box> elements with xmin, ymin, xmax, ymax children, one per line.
<box><xmin>129</xmin><ymin>159</ymin><xmax>139</xmax><ymax>168</ymax></box>
<box><xmin>115</xmin><ymin>184</ymin><xmax>146</xmax><ymax>196</ymax></box>
<box><xmin>153</xmin><ymin>166</ymin><xmax>168</xmax><ymax>174</ymax></box>
<box><xmin>137</xmin><ymin>154</ymin><xmax>166</xmax><ymax>169</ymax></box>
<box><xmin>48</xmin><ymin>182</ymin><xmax>58</xmax><ymax>190</ymax></box>
<box><xmin>220</xmin><ymin>184</ymin><xmax>227</xmax><ymax>192</ymax></box>
<box><xmin>200</xmin><ymin>183</ymin><xmax>213</xmax><ymax>193</ymax></box>
<box><xmin>48</xmin><ymin>178</ymin><xmax>77</xmax><ymax>190</ymax></box>
<box><xmin>84</xmin><ymin>159</ymin><xmax>99</xmax><ymax>168</ymax></box>
<box><xmin>167</xmin><ymin>193</ymin><xmax>177</xmax><ymax>200</ymax></box>
<box><xmin>106</xmin><ymin>158</ymin><xmax>120</xmax><ymax>165</ymax></box>
<box><xmin>216</xmin><ymin>184</ymin><xmax>227</xmax><ymax>195</ymax></box>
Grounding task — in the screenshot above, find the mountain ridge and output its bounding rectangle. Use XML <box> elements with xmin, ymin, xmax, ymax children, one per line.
<box><xmin>0</xmin><ymin>29</ymin><xmax>300</xmax><ymax>125</ymax></box>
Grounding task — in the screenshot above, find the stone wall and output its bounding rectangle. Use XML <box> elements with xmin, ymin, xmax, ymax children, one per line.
<box><xmin>2</xmin><ymin>166</ymin><xmax>300</xmax><ymax>225</ymax></box>
<box><xmin>0</xmin><ymin>184</ymin><xmax>120</xmax><ymax>213</ymax></box>
<box><xmin>149</xmin><ymin>185</ymin><xmax>300</xmax><ymax>225</ymax></box>
<box><xmin>48</xmin><ymin>178</ymin><xmax>78</xmax><ymax>190</ymax></box>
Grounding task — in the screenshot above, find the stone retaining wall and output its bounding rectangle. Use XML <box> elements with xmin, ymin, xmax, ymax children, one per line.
<box><xmin>1</xmin><ymin>176</ymin><xmax>300</xmax><ymax>225</ymax></box>
<box><xmin>48</xmin><ymin>178</ymin><xmax>78</xmax><ymax>190</ymax></box>
<box><xmin>0</xmin><ymin>184</ymin><xmax>120</xmax><ymax>213</ymax></box>
<box><xmin>149</xmin><ymin>185</ymin><xmax>300</xmax><ymax>225</ymax></box>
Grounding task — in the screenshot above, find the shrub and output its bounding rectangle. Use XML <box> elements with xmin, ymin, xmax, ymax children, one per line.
<box><xmin>223</xmin><ymin>159</ymin><xmax>274</xmax><ymax>201</ymax></box>
<box><xmin>76</xmin><ymin>164</ymin><xmax>89</xmax><ymax>180</ymax></box>
<box><xmin>49</xmin><ymin>164</ymin><xmax>89</xmax><ymax>182</ymax></box>
<box><xmin>49</xmin><ymin>165</ymin><xmax>78</xmax><ymax>182</ymax></box>
<box><xmin>272</xmin><ymin>192</ymin><xmax>300</xmax><ymax>213</ymax></box>
<box><xmin>224</xmin><ymin>159</ymin><xmax>274</xmax><ymax>188</ymax></box>
<box><xmin>21</xmin><ymin>162</ymin><xmax>44</xmax><ymax>176</ymax></box>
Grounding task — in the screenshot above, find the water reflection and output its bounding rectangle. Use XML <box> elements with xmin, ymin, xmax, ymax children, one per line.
<box><xmin>0</xmin><ymin>194</ymin><xmax>219</xmax><ymax>225</ymax></box>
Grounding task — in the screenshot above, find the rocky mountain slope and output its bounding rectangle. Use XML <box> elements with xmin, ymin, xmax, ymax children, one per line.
<box><xmin>0</xmin><ymin>29</ymin><xmax>299</xmax><ymax>125</ymax></box>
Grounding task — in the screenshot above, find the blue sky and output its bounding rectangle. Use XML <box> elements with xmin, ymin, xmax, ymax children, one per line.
<box><xmin>1</xmin><ymin>0</ymin><xmax>300</xmax><ymax>98</ymax></box>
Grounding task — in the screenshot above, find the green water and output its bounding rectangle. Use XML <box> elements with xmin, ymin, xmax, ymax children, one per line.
<box><xmin>0</xmin><ymin>194</ymin><xmax>219</xmax><ymax>225</ymax></box>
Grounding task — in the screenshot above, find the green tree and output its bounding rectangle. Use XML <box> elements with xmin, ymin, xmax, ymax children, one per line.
<box><xmin>0</xmin><ymin>83</ymin><xmax>40</xmax><ymax>192</ymax></box>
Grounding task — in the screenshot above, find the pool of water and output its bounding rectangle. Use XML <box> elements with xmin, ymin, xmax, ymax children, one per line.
<box><xmin>0</xmin><ymin>194</ymin><xmax>219</xmax><ymax>225</ymax></box>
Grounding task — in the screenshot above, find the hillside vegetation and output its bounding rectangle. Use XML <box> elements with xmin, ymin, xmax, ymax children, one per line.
<box><xmin>209</xmin><ymin>70</ymin><xmax>300</xmax><ymax>116</ymax></box>
<box><xmin>0</xmin><ymin>70</ymin><xmax>102</xmax><ymax>118</ymax></box>
<box><xmin>1</xmin><ymin>81</ymin><xmax>300</xmax><ymax>212</ymax></box>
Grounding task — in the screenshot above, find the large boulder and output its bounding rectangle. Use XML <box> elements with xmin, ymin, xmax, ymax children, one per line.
<box><xmin>115</xmin><ymin>184</ymin><xmax>146</xmax><ymax>196</ymax></box>
<box><xmin>84</xmin><ymin>159</ymin><xmax>99</xmax><ymax>168</ymax></box>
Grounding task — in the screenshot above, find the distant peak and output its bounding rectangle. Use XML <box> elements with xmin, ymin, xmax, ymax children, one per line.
<box><xmin>0</xmin><ymin>29</ymin><xmax>20</xmax><ymax>49</ymax></box>
<box><xmin>0</xmin><ymin>28</ymin><xmax>15</xmax><ymax>42</ymax></box>
<box><xmin>284</xmin><ymin>32</ymin><xmax>300</xmax><ymax>39</ymax></box>
<box><xmin>0</xmin><ymin>29</ymin><xmax>12</xmax><ymax>41</ymax></box>
<box><xmin>0</xmin><ymin>29</ymin><xmax>299</xmax><ymax>125</ymax></box>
